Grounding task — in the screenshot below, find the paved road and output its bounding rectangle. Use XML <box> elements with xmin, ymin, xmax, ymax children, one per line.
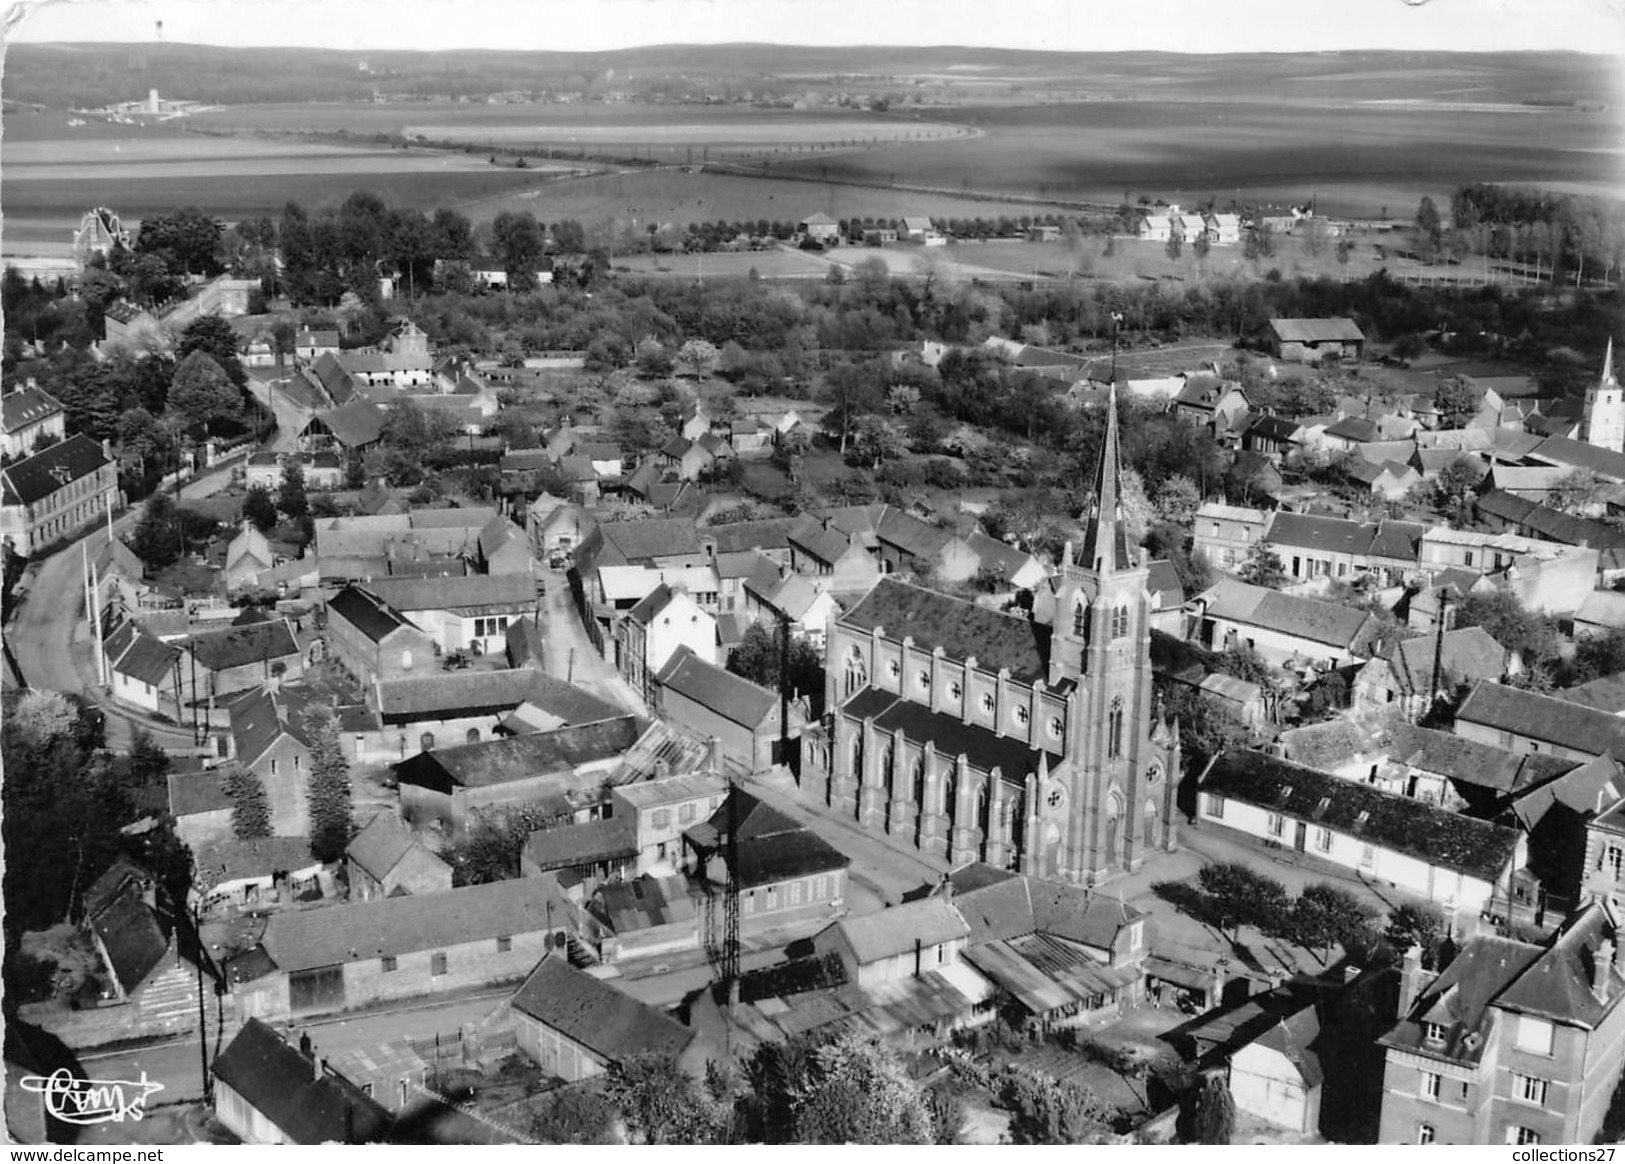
<box><xmin>246</xmin><ymin>369</ymin><xmax>314</xmax><ymax>455</ymax></box>
<box><xmin>537</xmin><ymin>564</ymin><xmax>647</xmax><ymax>715</ymax></box>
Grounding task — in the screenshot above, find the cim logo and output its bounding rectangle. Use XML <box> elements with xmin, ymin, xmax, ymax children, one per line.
<box><xmin>18</xmin><ymin>1069</ymin><xmax>165</xmax><ymax>1125</ymax></box>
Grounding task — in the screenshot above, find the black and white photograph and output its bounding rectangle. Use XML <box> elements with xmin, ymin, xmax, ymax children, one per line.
<box><xmin>0</xmin><ymin>0</ymin><xmax>1622</xmax><ymax>1147</ymax></box>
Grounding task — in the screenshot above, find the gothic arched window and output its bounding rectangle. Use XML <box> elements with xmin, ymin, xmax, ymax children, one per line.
<box><xmin>1111</xmin><ymin>605</ymin><xmax>1130</xmax><ymax>639</ymax></box>
<box><xmin>844</xmin><ymin>645</ymin><xmax>867</xmax><ymax>697</ymax></box>
<box><xmin>1072</xmin><ymin>601</ymin><xmax>1087</xmax><ymax>637</ymax></box>
<box><xmin>1108</xmin><ymin>697</ymin><xmax>1124</xmax><ymax>758</ymax></box>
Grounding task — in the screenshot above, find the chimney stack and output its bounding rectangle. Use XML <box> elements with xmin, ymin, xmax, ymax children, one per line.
<box><xmin>937</xmin><ymin>873</ymin><xmax>953</xmax><ymax>902</ymax></box>
<box><xmin>1596</xmin><ymin>939</ymin><xmax>1616</xmax><ymax>1001</ymax></box>
<box><xmin>314</xmin><ymin>1053</ymin><xmax>325</xmax><ymax>1083</ymax></box>
<box><xmin>1399</xmin><ymin>944</ymin><xmax>1429</xmax><ymax>1018</ymax></box>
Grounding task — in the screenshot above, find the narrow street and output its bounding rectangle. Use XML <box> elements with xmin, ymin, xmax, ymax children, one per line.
<box><xmin>537</xmin><ymin>563</ymin><xmax>647</xmax><ymax>715</ymax></box>
<box><xmin>246</xmin><ymin>367</ymin><xmax>315</xmax><ymax>455</ymax></box>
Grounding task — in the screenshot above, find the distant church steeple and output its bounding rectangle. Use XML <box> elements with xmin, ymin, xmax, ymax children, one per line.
<box><xmin>1580</xmin><ymin>339</ymin><xmax>1623</xmax><ymax>454</ymax></box>
<box><xmin>1079</xmin><ymin>382</ymin><xmax>1133</xmax><ymax>576</ymax></box>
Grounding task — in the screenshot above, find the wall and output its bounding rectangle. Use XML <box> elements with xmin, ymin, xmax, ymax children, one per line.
<box><xmin>1230</xmin><ymin>1044</ymin><xmax>1319</xmax><ymax>1133</ymax></box>
<box><xmin>512</xmin><ymin>1010</ymin><xmax>605</xmax><ymax>1082</ymax></box>
<box><xmin>739</xmin><ymin>869</ymin><xmax>847</xmax><ymax>933</ymax></box>
<box><xmin>214</xmin><ymin>1083</ymin><xmax>289</xmax><ymax>1145</ymax></box>
<box><xmin>1200</xmin><ymin>614</ymin><xmax>1363</xmax><ymax>670</ymax></box>
<box><xmin>257</xmin><ymin>733</ymin><xmax>313</xmax><ymax>838</ymax></box>
<box><xmin>1376</xmin><ymin>1046</ymin><xmax>1488</xmax><ymax>1144</ymax></box>
<box><xmin>656</xmin><ymin>685</ymin><xmax>777</xmax><ymax>774</ymax></box>
<box><xmin>328</xmin><ymin>617</ymin><xmax>435</xmax><ymax>690</ymax></box>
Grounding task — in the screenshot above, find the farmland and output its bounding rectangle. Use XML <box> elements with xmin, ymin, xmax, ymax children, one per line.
<box><xmin>770</xmin><ymin>99</ymin><xmax>1625</xmax><ymax>218</ymax></box>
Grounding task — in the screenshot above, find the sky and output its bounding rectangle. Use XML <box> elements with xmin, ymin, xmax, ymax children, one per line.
<box><xmin>4</xmin><ymin>0</ymin><xmax>1624</xmax><ymax>54</ymax></box>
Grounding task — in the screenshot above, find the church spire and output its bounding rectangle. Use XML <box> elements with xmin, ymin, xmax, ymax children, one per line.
<box><xmin>1080</xmin><ymin>382</ymin><xmax>1132</xmax><ymax>574</ymax></box>
<box><xmin>1604</xmin><ymin>338</ymin><xmax>1616</xmax><ymax>388</ymax></box>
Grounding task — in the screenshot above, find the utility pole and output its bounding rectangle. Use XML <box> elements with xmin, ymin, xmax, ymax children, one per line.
<box><xmin>1430</xmin><ymin>590</ymin><xmax>1451</xmax><ymax>714</ymax></box>
<box><xmin>778</xmin><ymin>610</ymin><xmax>794</xmax><ymax>780</ymax></box>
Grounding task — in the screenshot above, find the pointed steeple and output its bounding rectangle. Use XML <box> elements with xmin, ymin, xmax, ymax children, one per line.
<box><xmin>1604</xmin><ymin>338</ymin><xmax>1616</xmax><ymax>389</ymax></box>
<box><xmin>1080</xmin><ymin>382</ymin><xmax>1132</xmax><ymax>574</ymax></box>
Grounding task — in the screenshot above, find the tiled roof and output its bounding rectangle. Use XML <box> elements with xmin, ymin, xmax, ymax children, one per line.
<box><xmin>842</xmin><ymin>686</ymin><xmax>1063</xmax><ymax>777</ymax></box>
<box><xmin>655</xmin><ymin>645</ymin><xmax>778</xmax><ymax>728</ymax></box>
<box><xmin>1194</xmin><ymin>578</ymin><xmax>1375</xmax><ymax>650</ymax></box>
<box><xmin>194</xmin><ymin>837</ymin><xmax>318</xmax><ymax>887</ymax></box>
<box><xmin>1368</xmin><ymin>520</ymin><xmax>1426</xmax><ymax>562</ymax></box>
<box><xmin>392</xmin><ymin>716</ymin><xmax>643</xmax><ymax>792</ymax></box>
<box><xmin>1456</xmin><ymin>681</ymin><xmax>1625</xmax><ymax>759</ymax></box>
<box><xmin>1385</xmin><ymin>627</ymin><xmax>1507</xmax><ymax>695</ymax></box>
<box><xmin>1269</xmin><ymin>318</ymin><xmax>1365</xmax><ymax>344</ymax></box>
<box><xmin>520</xmin><ymin>818</ymin><xmax>638</xmax><ymax>870</ymax></box>
<box><xmin>229</xmin><ymin>688</ymin><xmax>308</xmax><ymax>768</ymax></box>
<box><xmin>89</xmin><ymin>897</ymin><xmax>167</xmax><ymax>995</ymax></box>
<box><xmin>309</xmin><ymin>400</ymin><xmax>387</xmax><ymax>447</ymax></box>
<box><xmin>184</xmin><ymin>620</ymin><xmax>299</xmax><ymax>672</ymax></box>
<box><xmin>509</xmin><ymin>954</ymin><xmax>693</xmax><ymax>1063</ymax></box>
<box><xmin>344</xmin><ymin>811</ymin><xmax>443</xmax><ymax>882</ymax></box>
<box><xmin>364</xmin><ymin>573</ymin><xmax>535</xmax><ymax>613</ymax></box>
<box><xmin>212</xmin><ymin>1020</ymin><xmax>392</xmax><ymax>1144</ymax></box>
<box><xmin>788</xmin><ymin>516</ymin><xmax>857</xmax><ymax>565</ymax></box>
<box><xmin>1</xmin><ymin>434</ymin><xmax>111</xmax><ymax>506</ymax></box>
<box><xmin>831</xmin><ymin>896</ymin><xmax>969</xmax><ymax>963</ymax></box>
<box><xmin>1324</xmin><ymin>417</ymin><xmax>1380</xmax><ymax>443</ymax></box>
<box><xmin>262</xmin><ymin>877</ymin><xmax>559</xmax><ymax>972</ymax></box>
<box><xmin>169</xmin><ymin>770</ymin><xmax>232</xmax><ymax>817</ymax></box>
<box><xmin>1382</xmin><ymin>722</ymin><xmax>1573</xmax><ymax>796</ymax></box>
<box><xmin>1264</xmin><ymin>512</ymin><xmax>1376</xmax><ymax>556</ymax></box>
<box><xmin>839</xmin><ymin>577</ymin><xmax>1051</xmax><ymax>682</ymax></box>
<box><xmin>686</xmin><ymin>788</ymin><xmax>849</xmax><ymax>888</ymax></box>
<box><xmin>1529</xmin><ymin>436</ymin><xmax>1625</xmax><ymax>482</ymax></box>
<box><xmin>1562</xmin><ymin>670</ymin><xmax>1625</xmax><ymax>714</ymax></box>
<box><xmin>377</xmin><ymin>669</ymin><xmax>619</xmax><ymax>726</ymax></box>
<box><xmin>1200</xmin><ymin>748</ymin><xmax>1523</xmax><ymax>882</ymax></box>
<box><xmin>109</xmin><ymin>628</ymin><xmax>180</xmax><ymax>685</ymax></box>
<box><xmin>704</xmin><ymin>517</ymin><xmax>797</xmax><ymax>555</ymax></box>
<box><xmin>875</xmin><ymin>509</ymin><xmax>957</xmax><ymax>560</ymax></box>
<box><xmin>594</xmin><ymin>518</ymin><xmax>705</xmax><ymax>566</ymax></box>
<box><xmin>590</xmin><ymin>873</ymin><xmax>696</xmax><ymax>932</ymax></box>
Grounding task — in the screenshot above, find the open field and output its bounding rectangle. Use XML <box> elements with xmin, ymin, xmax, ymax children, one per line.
<box><xmin>770</xmin><ymin>100</ymin><xmax>1625</xmax><ymax>217</ymax></box>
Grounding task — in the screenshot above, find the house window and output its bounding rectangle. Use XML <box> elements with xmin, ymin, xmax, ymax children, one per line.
<box><xmin>1422</xmin><ymin>1021</ymin><xmax>1447</xmax><ymax>1045</ymax></box>
<box><xmin>790</xmin><ymin>881</ymin><xmax>803</xmax><ymax>906</ymax></box>
<box><xmin>1604</xmin><ymin>844</ymin><xmax>1624</xmax><ymax>881</ymax></box>
<box><xmin>1360</xmin><ymin>844</ymin><xmax>1376</xmax><ymax>868</ymax></box>
<box><xmin>1267</xmin><ymin>813</ymin><xmax>1285</xmax><ymax>838</ymax></box>
<box><xmin>1464</xmin><ymin>551</ymin><xmax>1475</xmax><ymax>567</ymax></box>
<box><xmin>420</xmin><ymin>732</ymin><xmax>435</xmax><ymax>752</ymax></box>
<box><xmin>1417</xmin><ymin>1125</ymin><xmax>1435</xmax><ymax>1145</ymax></box>
<box><xmin>651</xmin><ymin>808</ymin><xmax>672</xmax><ymax>830</ymax></box>
<box><xmin>1111</xmin><ymin>605</ymin><xmax>1130</xmax><ymax>639</ymax></box>
<box><xmin>1514</xmin><ymin>1075</ymin><xmax>1548</xmax><ymax>1107</ymax></box>
<box><xmin>1315</xmin><ymin>828</ymin><xmax>1332</xmax><ymax>853</ymax></box>
<box><xmin>431</xmin><ymin>952</ymin><xmax>448</xmax><ymax>976</ymax></box>
<box><xmin>293</xmin><ymin>754</ymin><xmax>302</xmax><ymax>770</ymax></box>
<box><xmin>1515</xmin><ymin>1015</ymin><xmax>1553</xmax><ymax>1055</ymax></box>
<box><xmin>813</xmin><ymin>876</ymin><xmax>827</xmax><ymax>900</ymax></box>
<box><xmin>679</xmin><ymin>803</ymin><xmax>697</xmax><ymax>825</ymax></box>
<box><xmin>1420</xmin><ymin>1072</ymin><xmax>1441</xmax><ymax>1100</ymax></box>
<box><xmin>1507</xmin><ymin>1128</ymin><xmax>1541</xmax><ymax>1146</ymax></box>
<box><xmin>980</xmin><ymin>692</ymin><xmax>995</xmax><ymax>714</ymax></box>
<box><xmin>381</xmin><ymin>955</ymin><xmax>398</xmax><ymax>972</ymax></box>
<box><xmin>1013</xmin><ymin>705</ymin><xmax>1030</xmax><ymax>727</ymax></box>
<box><xmin>1205</xmin><ymin>794</ymin><xmax>1224</xmax><ymax>820</ymax></box>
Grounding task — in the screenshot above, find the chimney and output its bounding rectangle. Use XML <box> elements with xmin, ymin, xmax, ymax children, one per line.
<box><xmin>1596</xmin><ymin>939</ymin><xmax>1616</xmax><ymax>1001</ymax></box>
<box><xmin>299</xmin><ymin>1030</ymin><xmax>312</xmax><ymax>1057</ymax></box>
<box><xmin>1398</xmin><ymin>944</ymin><xmax>1429</xmax><ymax>1017</ymax></box>
<box><xmin>314</xmin><ymin>1053</ymin><xmax>325</xmax><ymax>1083</ymax></box>
<box><xmin>937</xmin><ymin>873</ymin><xmax>953</xmax><ymax>902</ymax></box>
<box><xmin>1213</xmin><ymin>957</ymin><xmax>1229</xmax><ymax>1006</ymax></box>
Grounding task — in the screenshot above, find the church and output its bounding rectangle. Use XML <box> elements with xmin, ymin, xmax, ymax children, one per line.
<box><xmin>1580</xmin><ymin>339</ymin><xmax>1621</xmax><ymax>454</ymax></box>
<box><xmin>803</xmin><ymin>387</ymin><xmax>1181</xmax><ymax>885</ymax></box>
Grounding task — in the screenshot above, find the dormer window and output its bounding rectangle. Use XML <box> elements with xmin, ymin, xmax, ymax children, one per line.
<box><xmin>1316</xmin><ymin>797</ymin><xmax>1331</xmax><ymax>816</ymax></box>
<box><xmin>1422</xmin><ymin>1021</ymin><xmax>1447</xmax><ymax>1045</ymax></box>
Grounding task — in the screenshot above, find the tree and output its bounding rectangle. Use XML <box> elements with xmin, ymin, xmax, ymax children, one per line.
<box><xmin>1198</xmin><ymin>862</ymin><xmax>1291</xmax><ymax>936</ymax></box>
<box><xmin>1238</xmin><ymin>543</ymin><xmax>1287</xmax><ymax>589</ymax></box>
<box><xmin>791</xmin><ymin>1034</ymin><xmax>934</xmax><ymax>1145</ymax></box>
<box><xmin>530</xmin><ymin>1083</ymin><xmax>618</xmax><ymax>1144</ymax></box>
<box><xmin>1192</xmin><ymin>232</ymin><xmax>1212</xmax><ymax>272</ymax></box>
<box><xmin>177</xmin><ymin>313</ymin><xmax>247</xmax><ymax>388</ymax></box>
<box><xmin>634</xmin><ymin>338</ymin><xmax>674</xmax><ymax>379</ymax></box>
<box><xmin>605</xmin><ymin>1053</ymin><xmax>723</xmax><ymax>1144</ymax></box>
<box><xmin>821</xmin><ymin>360</ymin><xmax>884</xmax><ymax>454</ymax></box>
<box><xmin>1431</xmin><ymin>455</ymin><xmax>1482</xmax><ymax>519</ymax></box>
<box><xmin>852</xmin><ymin>415</ymin><xmax>908</xmax><ymax>468</ymax></box>
<box><xmin>1433</xmin><ymin>375</ymin><xmax>1480</xmax><ymax>428</ymax></box>
<box><xmin>127</xmin><ymin>492</ymin><xmax>184</xmax><ymax>570</ymax></box>
<box><xmin>222</xmin><ymin>764</ymin><xmax>271</xmax><ymax>839</ymax></box>
<box><xmin>10</xmin><ymin>690</ymin><xmax>78</xmax><ymax>752</ymax></box>
<box><xmin>1550</xmin><ymin>468</ymin><xmax>1600</xmax><ymax>513</ymax></box>
<box><xmin>491</xmin><ymin>210</ymin><xmax>545</xmax><ymax>291</ymax></box>
<box><xmin>117</xmin><ymin>406</ymin><xmax>170</xmax><ymax>479</ymax></box>
<box><xmin>1243</xmin><ymin>223</ymin><xmax>1276</xmax><ymax>262</ymax></box>
<box><xmin>1453</xmin><ymin>589</ymin><xmax>1560</xmax><ymax>671</ymax></box>
<box><xmin>1570</xmin><ymin>626</ymin><xmax>1625</xmax><ymax>687</ymax></box>
<box><xmin>1153</xmin><ymin>474</ymin><xmax>1202</xmax><ymax>526</ymax></box>
<box><xmin>1288</xmin><ymin>882</ymin><xmax>1379</xmax><ymax>962</ymax></box>
<box><xmin>1165</xmin><ymin>234</ymin><xmax>1184</xmax><ymax>262</ymax></box>
<box><xmin>277</xmin><ymin>460</ymin><xmax>310</xmax><ymax>523</ymax></box>
<box><xmin>243</xmin><ymin>483</ymin><xmax>278</xmax><ymax>532</ymax></box>
<box><xmin>135</xmin><ymin>205</ymin><xmax>224</xmax><ymax>277</ymax></box>
<box><xmin>1384</xmin><ymin>902</ymin><xmax>1451</xmax><ymax>969</ymax></box>
<box><xmin>168</xmin><ymin>350</ymin><xmax>241</xmax><ymax>438</ymax></box>
<box><xmin>1415</xmin><ymin>196</ymin><xmax>1444</xmax><ymax>260</ymax></box>
<box><xmin>305</xmin><ymin>705</ymin><xmax>353</xmax><ymax>861</ymax></box>
<box><xmin>728</xmin><ymin>622</ymin><xmax>824</xmax><ymax>700</ymax></box>
<box><xmin>1189</xmin><ymin>1074</ymin><xmax>1235</xmax><ymax>1145</ymax></box>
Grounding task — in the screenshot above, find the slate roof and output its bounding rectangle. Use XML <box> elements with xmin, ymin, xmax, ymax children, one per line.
<box><xmin>1383</xmin><ymin>722</ymin><xmax>1573</xmax><ymax>796</ymax></box>
<box><xmin>592</xmin><ymin>518</ymin><xmax>706</xmax><ymax>567</ymax></box>
<box><xmin>1265</xmin><ymin>512</ymin><xmax>1376</xmax><ymax>556</ymax></box>
<box><xmin>90</xmin><ymin>897</ymin><xmax>168</xmax><ymax>995</ymax></box>
<box><xmin>831</xmin><ymin>897</ymin><xmax>970</xmax><ymax>963</ymax></box>
<box><xmin>212</xmin><ymin>1019</ymin><xmax>393</xmax><ymax>1144</ymax></box>
<box><xmin>1325</xmin><ymin>417</ymin><xmax>1380</xmax><ymax>444</ymax></box>
<box><xmin>842</xmin><ymin>686</ymin><xmax>1063</xmax><ymax>777</ymax></box>
<box><xmin>1575</xmin><ymin>590</ymin><xmax>1625</xmax><ymax>629</ymax></box>
<box><xmin>1476</xmin><ymin>490</ymin><xmax>1625</xmax><ymax>549</ymax></box>
<box><xmin>110</xmin><ymin>629</ymin><xmax>180</xmax><ymax>685</ymax></box>
<box><xmin>1562</xmin><ymin>670</ymin><xmax>1625</xmax><ymax>714</ymax></box>
<box><xmin>1368</xmin><ymin>520</ymin><xmax>1426</xmax><ymax>562</ymax></box>
<box><xmin>1506</xmin><ymin>754</ymin><xmax>1625</xmax><ymax>830</ymax></box>
<box><xmin>1382</xmin><ymin>627</ymin><xmax>1507</xmax><ymax>696</ymax></box>
<box><xmin>521</xmin><ymin>818</ymin><xmax>639</xmax><ymax>870</ymax></box>
<box><xmin>169</xmin><ymin>770</ymin><xmax>232</xmax><ymax>817</ymax></box>
<box><xmin>345</xmin><ymin>811</ymin><xmax>446</xmax><ymax>883</ymax></box>
<box><xmin>706</xmin><ymin>518</ymin><xmax>799</xmax><ymax>555</ymax></box>
<box><xmin>310</xmin><ymin>400</ymin><xmax>387</xmax><ymax>447</ymax></box>
<box><xmin>1269</xmin><ymin>318</ymin><xmax>1365</xmax><ymax>344</ymax></box>
<box><xmin>1200</xmin><ymin>749</ymin><xmax>1523</xmax><ymax>882</ymax></box>
<box><xmin>1</xmin><ymin>433</ymin><xmax>111</xmax><ymax>506</ymax></box>
<box><xmin>262</xmin><ymin>877</ymin><xmax>558</xmax><ymax>973</ymax></box>
<box><xmin>509</xmin><ymin>954</ymin><xmax>694</xmax><ymax>1063</ymax></box>
<box><xmin>1529</xmin><ymin>436</ymin><xmax>1625</xmax><ymax>482</ymax></box>
<box><xmin>184</xmin><ymin>620</ymin><xmax>299</xmax><ymax>672</ymax></box>
<box><xmin>194</xmin><ymin>837</ymin><xmax>319</xmax><ymax>887</ymax></box>
<box><xmin>377</xmin><ymin>669</ymin><xmax>619</xmax><ymax>725</ymax></box>
<box><xmin>686</xmin><ymin>788</ymin><xmax>849</xmax><ymax>889</ymax></box>
<box><xmin>364</xmin><ymin>573</ymin><xmax>535</xmax><ymax>614</ymax></box>
<box><xmin>391</xmin><ymin>716</ymin><xmax>643</xmax><ymax>793</ymax></box>
<box><xmin>789</xmin><ymin>516</ymin><xmax>858</xmax><ymax>565</ymax></box>
<box><xmin>2</xmin><ymin>383</ymin><xmax>63</xmax><ymax>433</ymax></box>
<box><xmin>229</xmin><ymin>688</ymin><xmax>309</xmax><ymax>768</ymax></box>
<box><xmin>840</xmin><ymin>577</ymin><xmax>1050</xmax><ymax>682</ymax></box>
<box><xmin>1456</xmin><ymin>681</ymin><xmax>1625</xmax><ymax>759</ymax></box>
<box><xmin>655</xmin><ymin>645</ymin><xmax>778</xmax><ymax>728</ymax></box>
<box><xmin>946</xmin><ymin>863</ymin><xmax>1143</xmax><ymax>951</ymax></box>
<box><xmin>1245</xmin><ymin>415</ymin><xmax>1302</xmax><ymax>443</ymax></box>
<box><xmin>1193</xmin><ymin>578</ymin><xmax>1375</xmax><ymax>650</ymax></box>
<box><xmin>327</xmin><ymin>585</ymin><xmax>420</xmax><ymax>643</ymax></box>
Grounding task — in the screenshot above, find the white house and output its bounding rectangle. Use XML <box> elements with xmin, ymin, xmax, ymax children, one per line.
<box><xmin>362</xmin><ymin>574</ymin><xmax>538</xmax><ymax>658</ymax></box>
<box><xmin>811</xmin><ymin>894</ymin><xmax>971</xmax><ymax>989</ymax></box>
<box><xmin>1198</xmin><ymin>749</ymin><xmax>1525</xmax><ymax>915</ymax></box>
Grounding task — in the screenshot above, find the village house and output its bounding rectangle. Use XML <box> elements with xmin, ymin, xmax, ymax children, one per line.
<box><xmin>1191</xmin><ymin>502</ymin><xmax>1271</xmax><ymax>572</ymax></box>
<box><xmin>799</xmin><ymin>212</ymin><xmax>840</xmax><ymax>243</ymax></box>
<box><xmin>609</xmin><ymin>768</ymin><xmax>729</xmax><ymax>871</ymax></box>
<box><xmin>1240</xmin><ymin>414</ymin><xmax>1304</xmax><ymax>462</ymax></box>
<box><xmin>1197</xmin><ymin>749</ymin><xmax>1525</xmax><ymax>916</ymax></box>
<box><xmin>102</xmin><ymin>614</ymin><xmax>183</xmax><ymax>718</ymax></box>
<box><xmin>363</xmin><ymin>574</ymin><xmax>537</xmax><ymax>659</ymax></box>
<box><xmin>392</xmin><ymin>716</ymin><xmax>645</xmax><ymax>840</ymax></box>
<box><xmin>506</xmin><ymin>954</ymin><xmax>701</xmax><ymax>1082</ymax></box>
<box><xmin>301</xmin><ymin>399</ymin><xmax>388</xmax><ymax>458</ymax></box>
<box><xmin>1172</xmin><ymin>981</ymin><xmax>1329</xmax><ymax>1134</ymax></box>
<box><xmin>1376</xmin><ymin>901</ymin><xmax>1625</xmax><ymax>1145</ymax></box>
<box><xmin>1267</xmin><ymin>318</ymin><xmax>1365</xmax><ymax>364</ymax></box>
<box><xmin>684</xmin><ymin>788</ymin><xmax>850</xmax><ymax>935</ymax></box>
<box><xmin>1581</xmin><ymin>797</ymin><xmax>1625</xmax><ymax>904</ymax></box>
<box><xmin>519</xmin><ymin>817</ymin><xmax>639</xmax><ymax>882</ymax></box>
<box><xmin>100</xmin><ymin>301</ymin><xmax>164</xmax><ymax>351</ymax></box>
<box><xmin>294</xmin><ymin>329</ymin><xmax>341</xmax><ymax>361</ymax></box>
<box><xmin>1170</xmin><ymin>375</ymin><xmax>1252</xmax><ymax>435</ymax></box>
<box><xmin>654</xmin><ymin>646</ymin><xmax>798</xmax><ymax>774</ymax></box>
<box><xmin>179</xmin><ymin>617</ymin><xmax>304</xmax><ymax>705</ymax></box>
<box><xmin>615</xmin><ymin>583</ymin><xmax>719</xmax><ymax>704</ymax></box>
<box><xmin>367</xmin><ymin>667</ymin><xmax>620</xmax><ymax>762</ymax></box>
<box><xmin>1454</xmin><ymin>681</ymin><xmax>1625</xmax><ymax>762</ymax></box>
<box><xmin>1186</xmin><ymin>578</ymin><xmax>1380</xmax><ymax>668</ymax></box>
<box><xmin>1</xmin><ymin>382</ymin><xmax>66</xmax><ymax>458</ymax></box>
<box><xmin>212</xmin><ymin>1020</ymin><xmax>393</xmax><ymax>1145</ymax></box>
<box><xmin>0</xmin><ymin>433</ymin><xmax>118</xmax><ymax>556</ymax></box>
<box><xmin>786</xmin><ymin>513</ymin><xmax>882</xmax><ymax>591</ymax></box>
<box><xmin>324</xmin><ymin>584</ymin><xmax>438</xmax><ymax>689</ymax></box>
<box><xmin>344</xmin><ymin>811</ymin><xmax>453</xmax><ymax>902</ymax></box>
<box><xmin>80</xmin><ymin>859</ymin><xmax>168</xmax><ymax>1004</ymax></box>
<box><xmin>192</xmin><ymin>837</ymin><xmax>325</xmax><ymax>916</ymax></box>
<box><xmin>813</xmin><ymin>894</ymin><xmax>971</xmax><ymax>989</ymax></box>
<box><xmin>1352</xmin><ymin>627</ymin><xmax>1510</xmax><ymax>721</ymax></box>
<box><xmin>741</xmin><ymin>567</ymin><xmax>841</xmax><ymax>649</ymax></box>
<box><xmin>235</xmin><ymin>876</ymin><xmax>565</xmax><ymax>1021</ymax></box>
